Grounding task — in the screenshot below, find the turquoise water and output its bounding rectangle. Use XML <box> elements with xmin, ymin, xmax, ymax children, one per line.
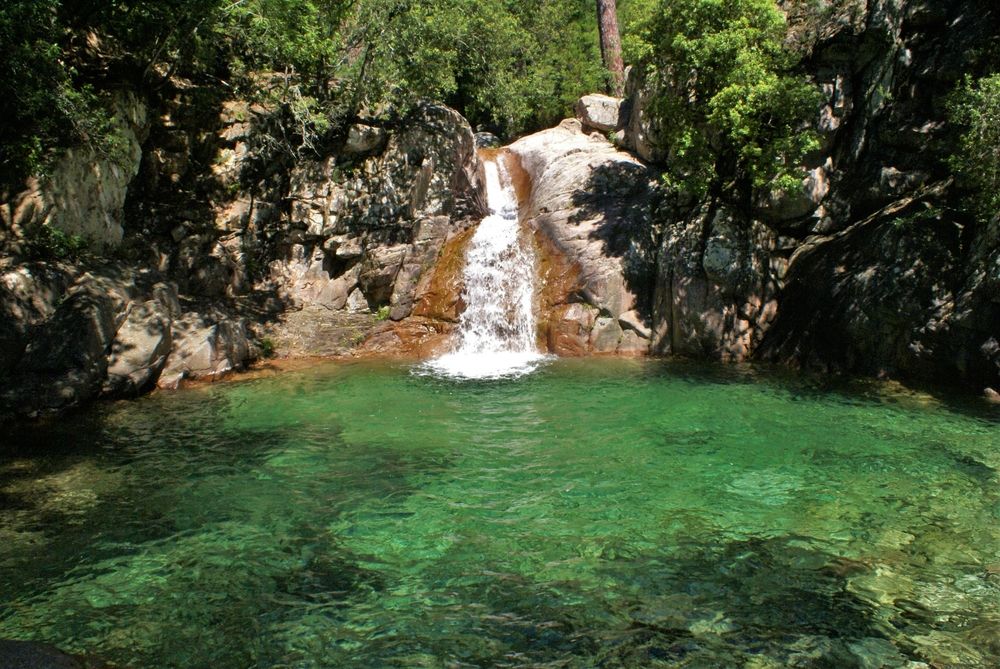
<box><xmin>1</xmin><ymin>359</ymin><xmax>998</xmax><ymax>668</ymax></box>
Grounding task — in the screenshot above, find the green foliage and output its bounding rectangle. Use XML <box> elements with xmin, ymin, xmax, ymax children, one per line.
<box><xmin>619</xmin><ymin>0</ymin><xmax>658</xmax><ymax>64</ymax></box>
<box><xmin>259</xmin><ymin>336</ymin><xmax>277</xmax><ymax>358</ymax></box>
<box><xmin>328</xmin><ymin>0</ymin><xmax>605</xmax><ymax>136</ymax></box>
<box><xmin>2</xmin><ymin>0</ymin><xmax>613</xmax><ymax>186</ymax></box>
<box><xmin>0</xmin><ymin>1</ymin><xmax>107</xmax><ymax>185</ymax></box>
<box><xmin>640</xmin><ymin>0</ymin><xmax>820</xmax><ymax>201</ymax></box>
<box><xmin>375</xmin><ymin>305</ymin><xmax>391</xmax><ymax>322</ymax></box>
<box><xmin>23</xmin><ymin>225</ymin><xmax>90</xmax><ymax>261</ymax></box>
<box><xmin>948</xmin><ymin>73</ymin><xmax>1000</xmax><ymax>221</ymax></box>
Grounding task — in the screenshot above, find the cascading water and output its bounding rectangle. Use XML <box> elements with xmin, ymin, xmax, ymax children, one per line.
<box><xmin>424</xmin><ymin>153</ymin><xmax>548</xmax><ymax>379</ymax></box>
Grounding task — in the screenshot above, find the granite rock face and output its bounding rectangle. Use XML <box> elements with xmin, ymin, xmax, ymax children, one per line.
<box><xmin>652</xmin><ymin>208</ymin><xmax>780</xmax><ymax>362</ymax></box>
<box><xmin>263</xmin><ymin>102</ymin><xmax>485</xmax><ymax>353</ymax></box>
<box><xmin>0</xmin><ymin>97</ymin><xmax>491</xmax><ymax>419</ymax></box>
<box><xmin>612</xmin><ymin>0</ymin><xmax>1000</xmax><ymax>389</ymax></box>
<box><xmin>509</xmin><ymin>119</ymin><xmax>659</xmax><ymax>356</ymax></box>
<box><xmin>0</xmin><ymin>93</ymin><xmax>148</xmax><ymax>251</ymax></box>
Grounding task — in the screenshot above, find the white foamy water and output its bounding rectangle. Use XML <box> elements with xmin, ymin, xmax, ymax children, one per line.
<box><xmin>423</xmin><ymin>155</ymin><xmax>548</xmax><ymax>380</ymax></box>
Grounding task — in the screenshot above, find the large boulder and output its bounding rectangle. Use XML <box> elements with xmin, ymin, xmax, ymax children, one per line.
<box><xmin>157</xmin><ymin>313</ymin><xmax>251</xmax><ymax>389</ymax></box>
<box><xmin>508</xmin><ymin>119</ymin><xmax>659</xmax><ymax>355</ymax></box>
<box><xmin>102</xmin><ymin>297</ymin><xmax>174</xmax><ymax>397</ymax></box>
<box><xmin>574</xmin><ymin>94</ymin><xmax>624</xmax><ymax>133</ymax></box>
<box><xmin>0</xmin><ymin>273</ymin><xmax>130</xmax><ymax>415</ymax></box>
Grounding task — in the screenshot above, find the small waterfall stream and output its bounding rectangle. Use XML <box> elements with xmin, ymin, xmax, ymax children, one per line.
<box><xmin>425</xmin><ymin>153</ymin><xmax>548</xmax><ymax>379</ymax></box>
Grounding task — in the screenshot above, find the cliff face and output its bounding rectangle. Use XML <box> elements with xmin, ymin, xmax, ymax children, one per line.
<box><xmin>0</xmin><ymin>80</ymin><xmax>487</xmax><ymax>418</ymax></box>
<box><xmin>614</xmin><ymin>0</ymin><xmax>1000</xmax><ymax>391</ymax></box>
<box><xmin>756</xmin><ymin>0</ymin><xmax>1000</xmax><ymax>388</ymax></box>
<box><xmin>1</xmin><ymin>0</ymin><xmax>997</xmax><ymax>420</ymax></box>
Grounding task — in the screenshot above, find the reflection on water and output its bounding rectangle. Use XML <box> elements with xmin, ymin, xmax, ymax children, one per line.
<box><xmin>0</xmin><ymin>358</ymin><xmax>998</xmax><ymax>668</ymax></box>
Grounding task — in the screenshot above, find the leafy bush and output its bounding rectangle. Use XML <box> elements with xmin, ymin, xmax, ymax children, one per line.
<box><xmin>639</xmin><ymin>0</ymin><xmax>820</xmax><ymax>202</ymax></box>
<box><xmin>0</xmin><ymin>1</ymin><xmax>114</xmax><ymax>186</ymax></box>
<box><xmin>259</xmin><ymin>336</ymin><xmax>277</xmax><ymax>358</ymax></box>
<box><xmin>948</xmin><ymin>73</ymin><xmax>1000</xmax><ymax>221</ymax></box>
<box><xmin>2</xmin><ymin>0</ymin><xmax>613</xmax><ymax>187</ymax></box>
<box><xmin>23</xmin><ymin>225</ymin><xmax>90</xmax><ymax>261</ymax></box>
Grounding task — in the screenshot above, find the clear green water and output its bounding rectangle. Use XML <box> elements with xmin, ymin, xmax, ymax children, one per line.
<box><xmin>1</xmin><ymin>359</ymin><xmax>999</xmax><ymax>668</ymax></box>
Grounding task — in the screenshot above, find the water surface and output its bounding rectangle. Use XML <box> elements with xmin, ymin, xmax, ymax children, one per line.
<box><xmin>1</xmin><ymin>359</ymin><xmax>998</xmax><ymax>668</ymax></box>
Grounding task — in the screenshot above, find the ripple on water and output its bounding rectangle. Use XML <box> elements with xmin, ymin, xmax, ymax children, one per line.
<box><xmin>0</xmin><ymin>358</ymin><xmax>998</xmax><ymax>668</ymax></box>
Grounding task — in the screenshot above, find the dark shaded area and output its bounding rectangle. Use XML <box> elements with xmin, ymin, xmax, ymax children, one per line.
<box><xmin>0</xmin><ymin>639</ymin><xmax>115</xmax><ymax>669</ymax></box>
<box><xmin>757</xmin><ymin>200</ymin><xmax>1000</xmax><ymax>391</ymax></box>
<box><xmin>795</xmin><ymin>0</ymin><xmax>1000</xmax><ymax>227</ymax></box>
<box><xmin>570</xmin><ymin>160</ymin><xmax>663</xmax><ymax>324</ymax></box>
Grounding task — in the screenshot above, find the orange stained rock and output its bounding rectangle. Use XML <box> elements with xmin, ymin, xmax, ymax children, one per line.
<box><xmin>356</xmin><ymin>317</ymin><xmax>455</xmax><ymax>359</ymax></box>
<box><xmin>411</xmin><ymin>226</ymin><xmax>475</xmax><ymax>323</ymax></box>
<box><xmin>502</xmin><ymin>150</ymin><xmax>534</xmax><ymax>219</ymax></box>
<box><xmin>530</xmin><ymin>226</ymin><xmax>587</xmax><ymax>354</ymax></box>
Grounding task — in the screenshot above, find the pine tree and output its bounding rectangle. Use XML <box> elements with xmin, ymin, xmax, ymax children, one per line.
<box><xmin>596</xmin><ymin>0</ymin><xmax>625</xmax><ymax>96</ymax></box>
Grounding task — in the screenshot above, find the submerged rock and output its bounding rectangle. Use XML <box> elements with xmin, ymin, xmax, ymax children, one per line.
<box><xmin>0</xmin><ymin>640</ymin><xmax>86</xmax><ymax>669</ymax></box>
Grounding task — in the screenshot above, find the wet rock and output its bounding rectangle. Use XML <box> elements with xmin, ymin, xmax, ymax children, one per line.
<box><xmin>357</xmin><ymin>316</ymin><xmax>454</xmax><ymax>357</ymax></box>
<box><xmin>574</xmin><ymin>94</ymin><xmax>624</xmax><ymax>133</ymax></box>
<box><xmin>410</xmin><ymin>226</ymin><xmax>475</xmax><ymax>324</ymax></box>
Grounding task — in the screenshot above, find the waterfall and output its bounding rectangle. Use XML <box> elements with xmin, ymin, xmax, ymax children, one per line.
<box><xmin>424</xmin><ymin>153</ymin><xmax>548</xmax><ymax>379</ymax></box>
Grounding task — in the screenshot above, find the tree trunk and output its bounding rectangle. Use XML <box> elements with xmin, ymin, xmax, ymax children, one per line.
<box><xmin>596</xmin><ymin>0</ymin><xmax>625</xmax><ymax>96</ymax></box>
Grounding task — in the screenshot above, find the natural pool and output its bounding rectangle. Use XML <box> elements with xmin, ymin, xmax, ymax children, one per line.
<box><xmin>1</xmin><ymin>359</ymin><xmax>998</xmax><ymax>668</ymax></box>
